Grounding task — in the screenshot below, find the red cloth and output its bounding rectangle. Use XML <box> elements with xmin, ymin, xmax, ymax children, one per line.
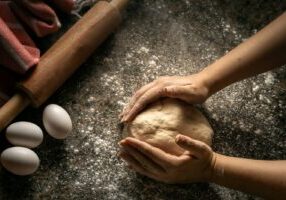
<box><xmin>0</xmin><ymin>0</ymin><xmax>74</xmax><ymax>74</ymax></box>
<box><xmin>0</xmin><ymin>0</ymin><xmax>74</xmax><ymax>107</ymax></box>
<box><xmin>0</xmin><ymin>1</ymin><xmax>39</xmax><ymax>74</ymax></box>
<box><xmin>50</xmin><ymin>0</ymin><xmax>75</xmax><ymax>14</ymax></box>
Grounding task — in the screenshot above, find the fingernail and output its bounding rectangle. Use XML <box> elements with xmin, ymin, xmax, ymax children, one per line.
<box><xmin>122</xmin><ymin>116</ymin><xmax>128</xmax><ymax>122</ymax></box>
<box><xmin>175</xmin><ymin>137</ymin><xmax>180</xmax><ymax>143</ymax></box>
<box><xmin>175</xmin><ymin>134</ymin><xmax>182</xmax><ymax>141</ymax></box>
<box><xmin>176</xmin><ymin>135</ymin><xmax>188</xmax><ymax>143</ymax></box>
<box><xmin>125</xmin><ymin>113</ymin><xmax>132</xmax><ymax>121</ymax></box>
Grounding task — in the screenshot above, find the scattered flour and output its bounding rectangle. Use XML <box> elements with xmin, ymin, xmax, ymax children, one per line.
<box><xmin>264</xmin><ymin>73</ymin><xmax>275</xmax><ymax>85</ymax></box>
<box><xmin>138</xmin><ymin>46</ymin><xmax>150</xmax><ymax>54</ymax></box>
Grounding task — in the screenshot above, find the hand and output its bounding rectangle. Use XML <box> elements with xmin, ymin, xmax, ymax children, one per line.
<box><xmin>118</xmin><ymin>135</ymin><xmax>216</xmax><ymax>184</ymax></box>
<box><xmin>120</xmin><ymin>73</ymin><xmax>211</xmax><ymax>122</ymax></box>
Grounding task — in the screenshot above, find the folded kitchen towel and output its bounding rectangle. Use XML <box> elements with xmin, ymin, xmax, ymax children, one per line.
<box><xmin>0</xmin><ymin>0</ymin><xmax>75</xmax><ymax>74</ymax></box>
<box><xmin>0</xmin><ymin>1</ymin><xmax>39</xmax><ymax>74</ymax></box>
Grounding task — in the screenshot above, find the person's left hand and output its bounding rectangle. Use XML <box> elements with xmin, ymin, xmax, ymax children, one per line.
<box><xmin>118</xmin><ymin>135</ymin><xmax>216</xmax><ymax>184</ymax></box>
<box><xmin>120</xmin><ymin>74</ymin><xmax>211</xmax><ymax>123</ymax></box>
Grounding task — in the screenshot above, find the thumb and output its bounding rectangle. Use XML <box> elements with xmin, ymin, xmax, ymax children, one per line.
<box><xmin>175</xmin><ymin>134</ymin><xmax>212</xmax><ymax>159</ymax></box>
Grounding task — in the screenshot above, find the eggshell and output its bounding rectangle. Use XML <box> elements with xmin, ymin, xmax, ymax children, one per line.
<box><xmin>0</xmin><ymin>147</ymin><xmax>40</xmax><ymax>176</ymax></box>
<box><xmin>43</xmin><ymin>104</ymin><xmax>72</xmax><ymax>139</ymax></box>
<box><xmin>6</xmin><ymin>122</ymin><xmax>43</xmax><ymax>148</ymax></box>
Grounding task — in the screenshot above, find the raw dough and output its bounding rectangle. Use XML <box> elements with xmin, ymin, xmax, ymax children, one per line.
<box><xmin>123</xmin><ymin>98</ymin><xmax>213</xmax><ymax>156</ymax></box>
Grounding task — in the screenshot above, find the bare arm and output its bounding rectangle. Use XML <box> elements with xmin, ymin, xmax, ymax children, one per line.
<box><xmin>119</xmin><ymin>12</ymin><xmax>286</xmax><ymax>199</ymax></box>
<box><xmin>212</xmin><ymin>154</ymin><xmax>286</xmax><ymax>199</ymax></box>
<box><xmin>121</xmin><ymin>12</ymin><xmax>286</xmax><ymax>122</ymax></box>
<box><xmin>200</xmin><ymin>12</ymin><xmax>286</xmax><ymax>95</ymax></box>
<box><xmin>119</xmin><ymin>136</ymin><xmax>286</xmax><ymax>199</ymax></box>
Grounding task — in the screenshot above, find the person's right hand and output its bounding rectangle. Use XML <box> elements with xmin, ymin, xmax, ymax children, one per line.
<box><xmin>118</xmin><ymin>134</ymin><xmax>217</xmax><ymax>184</ymax></box>
<box><xmin>120</xmin><ymin>73</ymin><xmax>211</xmax><ymax>122</ymax></box>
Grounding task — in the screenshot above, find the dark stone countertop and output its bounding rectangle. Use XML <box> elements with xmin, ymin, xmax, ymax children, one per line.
<box><xmin>0</xmin><ymin>0</ymin><xmax>286</xmax><ymax>199</ymax></box>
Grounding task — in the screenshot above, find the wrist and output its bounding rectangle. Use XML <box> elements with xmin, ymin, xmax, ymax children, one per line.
<box><xmin>207</xmin><ymin>153</ymin><xmax>229</xmax><ymax>184</ymax></box>
<box><xmin>204</xmin><ymin>152</ymin><xmax>222</xmax><ymax>182</ymax></box>
<box><xmin>198</xmin><ymin>67</ymin><xmax>221</xmax><ymax>96</ymax></box>
<box><xmin>186</xmin><ymin>71</ymin><xmax>214</xmax><ymax>100</ymax></box>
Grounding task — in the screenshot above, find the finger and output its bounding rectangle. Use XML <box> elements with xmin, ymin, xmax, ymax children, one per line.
<box><xmin>120</xmin><ymin>99</ymin><xmax>137</xmax><ymax>118</ymax></box>
<box><xmin>163</xmin><ymin>85</ymin><xmax>197</xmax><ymax>103</ymax></box>
<box><xmin>163</xmin><ymin>85</ymin><xmax>190</xmax><ymax>97</ymax></box>
<box><xmin>118</xmin><ymin>151</ymin><xmax>156</xmax><ymax>178</ymax></box>
<box><xmin>119</xmin><ymin>106</ymin><xmax>128</xmax><ymax>119</ymax></box>
<box><xmin>120</xmin><ymin>144</ymin><xmax>165</xmax><ymax>174</ymax></box>
<box><xmin>123</xmin><ymin>86</ymin><xmax>164</xmax><ymax>122</ymax></box>
<box><xmin>120</xmin><ymin>81</ymin><xmax>156</xmax><ymax>118</ymax></box>
<box><xmin>175</xmin><ymin>134</ymin><xmax>212</xmax><ymax>159</ymax></box>
<box><xmin>121</xmin><ymin>83</ymin><xmax>156</xmax><ymax>121</ymax></box>
<box><xmin>122</xmin><ymin>137</ymin><xmax>174</xmax><ymax>168</ymax></box>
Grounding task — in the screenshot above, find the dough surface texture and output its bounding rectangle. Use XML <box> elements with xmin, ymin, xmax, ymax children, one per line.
<box><xmin>123</xmin><ymin>98</ymin><xmax>213</xmax><ymax>156</ymax></box>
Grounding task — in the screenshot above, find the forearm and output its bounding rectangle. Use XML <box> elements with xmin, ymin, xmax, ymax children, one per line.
<box><xmin>210</xmin><ymin>153</ymin><xmax>286</xmax><ymax>199</ymax></box>
<box><xmin>199</xmin><ymin>12</ymin><xmax>286</xmax><ymax>95</ymax></box>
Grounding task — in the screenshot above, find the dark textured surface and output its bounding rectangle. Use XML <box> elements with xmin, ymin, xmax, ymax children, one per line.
<box><xmin>0</xmin><ymin>0</ymin><xmax>286</xmax><ymax>199</ymax></box>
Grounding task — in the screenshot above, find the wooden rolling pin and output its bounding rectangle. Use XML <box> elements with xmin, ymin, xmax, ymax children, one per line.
<box><xmin>0</xmin><ymin>0</ymin><xmax>129</xmax><ymax>131</ymax></box>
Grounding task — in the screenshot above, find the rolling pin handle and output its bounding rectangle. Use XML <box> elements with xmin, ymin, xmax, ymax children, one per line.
<box><xmin>110</xmin><ymin>0</ymin><xmax>129</xmax><ymax>13</ymax></box>
<box><xmin>0</xmin><ymin>93</ymin><xmax>30</xmax><ymax>131</ymax></box>
<box><xmin>0</xmin><ymin>0</ymin><xmax>130</xmax><ymax>132</ymax></box>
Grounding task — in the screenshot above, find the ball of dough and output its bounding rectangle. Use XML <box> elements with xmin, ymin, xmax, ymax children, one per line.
<box><xmin>123</xmin><ymin>98</ymin><xmax>213</xmax><ymax>156</ymax></box>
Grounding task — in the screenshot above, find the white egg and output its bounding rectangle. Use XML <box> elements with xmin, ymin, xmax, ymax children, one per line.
<box><xmin>43</xmin><ymin>104</ymin><xmax>72</xmax><ymax>139</ymax></box>
<box><xmin>0</xmin><ymin>147</ymin><xmax>40</xmax><ymax>176</ymax></box>
<box><xmin>6</xmin><ymin>122</ymin><xmax>43</xmax><ymax>148</ymax></box>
